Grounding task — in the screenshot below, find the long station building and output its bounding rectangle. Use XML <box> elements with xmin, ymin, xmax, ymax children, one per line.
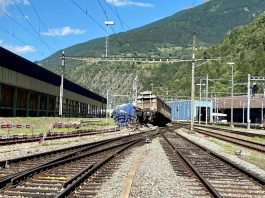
<box><xmin>0</xmin><ymin>47</ymin><xmax>106</xmax><ymax>117</ymax></box>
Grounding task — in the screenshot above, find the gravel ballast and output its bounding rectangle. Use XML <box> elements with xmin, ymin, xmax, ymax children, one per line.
<box><xmin>130</xmin><ymin>138</ymin><xmax>193</xmax><ymax>198</ymax></box>
<box><xmin>96</xmin><ymin>138</ymin><xmax>193</xmax><ymax>198</ymax></box>
<box><xmin>95</xmin><ymin>144</ymin><xmax>144</xmax><ymax>198</ymax></box>
<box><xmin>0</xmin><ymin>130</ymin><xmax>135</xmax><ymax>161</ymax></box>
<box><xmin>178</xmin><ymin>128</ymin><xmax>265</xmax><ymax>179</ymax></box>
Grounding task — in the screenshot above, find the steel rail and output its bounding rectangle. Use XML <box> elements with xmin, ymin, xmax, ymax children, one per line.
<box><xmin>0</xmin><ymin>133</ymin><xmax>144</xmax><ymax>188</ymax></box>
<box><xmin>176</xmin><ymin>130</ymin><xmax>265</xmax><ymax>186</ymax></box>
<box><xmin>161</xmin><ymin>133</ymin><xmax>222</xmax><ymax>198</ymax></box>
<box><xmin>55</xmin><ymin>139</ymin><xmax>141</xmax><ymax>198</ymax></box>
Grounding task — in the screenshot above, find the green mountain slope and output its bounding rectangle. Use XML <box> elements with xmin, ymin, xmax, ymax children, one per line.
<box><xmin>210</xmin><ymin>11</ymin><xmax>265</xmax><ymax>84</ymax></box>
<box><xmin>40</xmin><ymin>0</ymin><xmax>265</xmax><ymax>102</ymax></box>
<box><xmin>69</xmin><ymin>11</ymin><xmax>265</xmax><ymax>101</ymax></box>
<box><xmin>42</xmin><ymin>0</ymin><xmax>265</xmax><ymax>71</ymax></box>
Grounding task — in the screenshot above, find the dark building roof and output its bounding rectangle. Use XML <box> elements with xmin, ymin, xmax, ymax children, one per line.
<box><xmin>215</xmin><ymin>95</ymin><xmax>264</xmax><ymax>109</ymax></box>
<box><xmin>0</xmin><ymin>47</ymin><xmax>106</xmax><ymax>103</ymax></box>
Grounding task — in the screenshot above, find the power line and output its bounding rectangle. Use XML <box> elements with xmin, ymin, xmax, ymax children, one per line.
<box><xmin>97</xmin><ymin>0</ymin><xmax>124</xmax><ymax>49</ymax></box>
<box><xmin>70</xmin><ymin>0</ymin><xmax>109</xmax><ymax>35</ymax></box>
<box><xmin>12</xmin><ymin>0</ymin><xmax>55</xmax><ymax>52</ymax></box>
<box><xmin>28</xmin><ymin>0</ymin><xmax>61</xmax><ymax>50</ymax></box>
<box><xmin>192</xmin><ymin>0</ymin><xmax>197</xmax><ymax>7</ymax></box>
<box><xmin>0</xmin><ymin>26</ymin><xmax>45</xmax><ymax>58</ymax></box>
<box><xmin>0</xmin><ymin>8</ymin><xmax>52</xmax><ymax>56</ymax></box>
<box><xmin>109</xmin><ymin>0</ymin><xmax>130</xmax><ymax>30</ymax></box>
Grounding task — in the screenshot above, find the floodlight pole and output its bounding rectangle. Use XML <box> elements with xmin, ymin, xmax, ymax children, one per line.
<box><xmin>104</xmin><ymin>21</ymin><xmax>115</xmax><ymax>58</ymax></box>
<box><xmin>59</xmin><ymin>51</ymin><xmax>65</xmax><ymax>118</ymax></box>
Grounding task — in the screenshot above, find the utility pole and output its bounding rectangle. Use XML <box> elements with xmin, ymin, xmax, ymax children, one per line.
<box><xmin>214</xmin><ymin>94</ymin><xmax>217</xmax><ymax>123</ymax></box>
<box><xmin>247</xmin><ymin>74</ymin><xmax>251</xmax><ymax>129</ymax></box>
<box><xmin>106</xmin><ymin>89</ymin><xmax>109</xmax><ymax>122</ymax></box>
<box><xmin>261</xmin><ymin>87</ymin><xmax>264</xmax><ymax>123</ymax></box>
<box><xmin>132</xmin><ymin>75</ymin><xmax>138</xmax><ymax>105</ymax></box>
<box><xmin>105</xmin><ymin>36</ymin><xmax>109</xmax><ymax>58</ymax></box>
<box><xmin>227</xmin><ymin>62</ymin><xmax>234</xmax><ymax>128</ymax></box>
<box><xmin>210</xmin><ymin>94</ymin><xmax>213</xmax><ymax>123</ymax></box>
<box><xmin>206</xmin><ymin>74</ymin><xmax>208</xmax><ymax>125</ymax></box>
<box><xmin>199</xmin><ymin>79</ymin><xmax>202</xmax><ymax>124</ymax></box>
<box><xmin>243</xmin><ymin>101</ymin><xmax>245</xmax><ymax>124</ymax></box>
<box><xmin>190</xmin><ymin>32</ymin><xmax>196</xmax><ymax>131</ymax></box>
<box><xmin>59</xmin><ymin>51</ymin><xmax>65</xmax><ymax>119</ymax></box>
<box><xmin>196</xmin><ymin>79</ymin><xmax>205</xmax><ymax>124</ymax></box>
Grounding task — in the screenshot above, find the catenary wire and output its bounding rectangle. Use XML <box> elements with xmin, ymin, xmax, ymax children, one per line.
<box><xmin>12</xmin><ymin>0</ymin><xmax>55</xmax><ymax>52</ymax></box>
<box><xmin>28</xmin><ymin>0</ymin><xmax>61</xmax><ymax>50</ymax></box>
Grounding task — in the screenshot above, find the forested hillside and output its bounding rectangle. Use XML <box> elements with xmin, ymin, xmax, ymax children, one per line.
<box><xmin>40</xmin><ymin>0</ymin><xmax>265</xmax><ymax>100</ymax></box>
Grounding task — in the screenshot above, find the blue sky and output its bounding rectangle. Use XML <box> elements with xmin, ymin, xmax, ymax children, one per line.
<box><xmin>0</xmin><ymin>0</ymin><xmax>206</xmax><ymax>61</ymax></box>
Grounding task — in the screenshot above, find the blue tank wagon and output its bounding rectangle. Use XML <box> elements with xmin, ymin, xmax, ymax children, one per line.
<box><xmin>112</xmin><ymin>104</ymin><xmax>144</xmax><ymax>127</ymax></box>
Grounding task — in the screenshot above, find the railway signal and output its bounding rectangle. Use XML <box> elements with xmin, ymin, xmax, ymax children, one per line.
<box><xmin>252</xmin><ymin>83</ymin><xmax>258</xmax><ymax>97</ymax></box>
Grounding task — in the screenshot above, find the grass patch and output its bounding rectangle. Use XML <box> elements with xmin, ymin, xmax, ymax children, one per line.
<box><xmin>209</xmin><ymin>138</ymin><xmax>265</xmax><ymax>170</ymax></box>
<box><xmin>250</xmin><ymin>136</ymin><xmax>265</xmax><ymax>143</ymax></box>
<box><xmin>208</xmin><ymin>138</ymin><xmax>235</xmax><ymax>153</ymax></box>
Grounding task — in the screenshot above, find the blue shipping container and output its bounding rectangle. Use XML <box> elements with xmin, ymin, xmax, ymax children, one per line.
<box><xmin>169</xmin><ymin>100</ymin><xmax>213</xmax><ymax>121</ymax></box>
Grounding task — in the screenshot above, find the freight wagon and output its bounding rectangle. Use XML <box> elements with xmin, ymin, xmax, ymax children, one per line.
<box><xmin>136</xmin><ymin>91</ymin><xmax>171</xmax><ymax>127</ymax></box>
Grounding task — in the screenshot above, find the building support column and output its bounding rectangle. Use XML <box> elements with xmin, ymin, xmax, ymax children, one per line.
<box><xmin>0</xmin><ymin>84</ymin><xmax>2</xmax><ymax>115</ymax></box>
<box><xmin>70</xmin><ymin>100</ymin><xmax>72</xmax><ymax>117</ymax></box>
<box><xmin>65</xmin><ymin>99</ymin><xmax>68</xmax><ymax>117</ymax></box>
<box><xmin>46</xmin><ymin>96</ymin><xmax>50</xmax><ymax>116</ymax></box>
<box><xmin>86</xmin><ymin>104</ymin><xmax>89</xmax><ymax>117</ymax></box>
<box><xmin>26</xmin><ymin>90</ymin><xmax>30</xmax><ymax>117</ymax></box>
<box><xmin>13</xmin><ymin>87</ymin><xmax>17</xmax><ymax>117</ymax></box>
<box><xmin>37</xmin><ymin>93</ymin><xmax>41</xmax><ymax>116</ymax></box>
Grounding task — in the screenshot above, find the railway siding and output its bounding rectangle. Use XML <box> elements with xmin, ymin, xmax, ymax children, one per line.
<box><xmin>177</xmin><ymin>128</ymin><xmax>265</xmax><ymax>182</ymax></box>
<box><xmin>163</xmin><ymin>130</ymin><xmax>265</xmax><ymax>197</ymax></box>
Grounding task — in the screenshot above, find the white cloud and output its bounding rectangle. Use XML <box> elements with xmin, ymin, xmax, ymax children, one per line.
<box><xmin>41</xmin><ymin>26</ymin><xmax>86</xmax><ymax>37</ymax></box>
<box><xmin>106</xmin><ymin>0</ymin><xmax>154</xmax><ymax>7</ymax></box>
<box><xmin>0</xmin><ymin>40</ymin><xmax>36</xmax><ymax>54</ymax></box>
<box><xmin>0</xmin><ymin>0</ymin><xmax>29</xmax><ymax>16</ymax></box>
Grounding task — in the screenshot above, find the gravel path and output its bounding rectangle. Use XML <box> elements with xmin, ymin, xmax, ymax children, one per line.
<box><xmin>129</xmin><ymin>138</ymin><xmax>193</xmax><ymax>198</ymax></box>
<box><xmin>95</xmin><ymin>144</ymin><xmax>144</xmax><ymax>198</ymax></box>
<box><xmin>96</xmin><ymin>138</ymin><xmax>193</xmax><ymax>198</ymax></box>
<box><xmin>0</xmin><ymin>130</ymin><xmax>136</xmax><ymax>161</ymax></box>
<box><xmin>178</xmin><ymin>128</ymin><xmax>265</xmax><ymax>179</ymax></box>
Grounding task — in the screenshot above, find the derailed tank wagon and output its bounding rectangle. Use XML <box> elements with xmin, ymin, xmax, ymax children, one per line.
<box><xmin>112</xmin><ymin>104</ymin><xmax>145</xmax><ymax>127</ymax></box>
<box><xmin>112</xmin><ymin>91</ymin><xmax>171</xmax><ymax>127</ymax></box>
<box><xmin>136</xmin><ymin>91</ymin><xmax>171</xmax><ymax>127</ymax></box>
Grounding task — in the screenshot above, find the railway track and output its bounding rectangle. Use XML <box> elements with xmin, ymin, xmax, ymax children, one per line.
<box><xmin>0</xmin><ymin>133</ymin><xmax>143</xmax><ymax>189</ymax></box>
<box><xmin>178</xmin><ymin>124</ymin><xmax>265</xmax><ymax>153</ymax></box>
<box><xmin>160</xmin><ymin>135</ymin><xmax>212</xmax><ymax>197</ymax></box>
<box><xmin>0</xmin><ymin>133</ymin><xmax>144</xmax><ymax>197</ymax></box>
<box><xmin>178</xmin><ymin>122</ymin><xmax>265</xmax><ymax>138</ymax></box>
<box><xmin>0</xmin><ymin>127</ymin><xmax>119</xmax><ymax>146</ymax></box>
<box><xmin>161</xmin><ymin>131</ymin><xmax>265</xmax><ymax>197</ymax></box>
<box><xmin>194</xmin><ymin>124</ymin><xmax>265</xmax><ymax>138</ymax></box>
